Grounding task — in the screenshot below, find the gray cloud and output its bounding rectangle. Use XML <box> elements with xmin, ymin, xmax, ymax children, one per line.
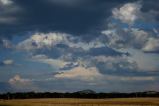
<box><xmin>0</xmin><ymin>39</ymin><xmax>12</xmax><ymax>49</ymax></box>
<box><xmin>0</xmin><ymin>0</ymin><xmax>13</xmax><ymax>5</ymax></box>
<box><xmin>0</xmin><ymin>0</ymin><xmax>21</xmax><ymax>24</ymax></box>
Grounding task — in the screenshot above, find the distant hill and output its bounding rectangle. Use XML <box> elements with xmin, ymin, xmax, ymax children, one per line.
<box><xmin>143</xmin><ymin>91</ymin><xmax>159</xmax><ymax>94</ymax></box>
<box><xmin>75</xmin><ymin>89</ymin><xmax>96</xmax><ymax>94</ymax></box>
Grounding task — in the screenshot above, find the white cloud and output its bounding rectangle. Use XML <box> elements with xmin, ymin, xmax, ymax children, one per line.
<box><xmin>32</xmin><ymin>54</ymin><xmax>68</xmax><ymax>68</ymax></box>
<box><xmin>9</xmin><ymin>75</ymin><xmax>30</xmax><ymax>85</ymax></box>
<box><xmin>16</xmin><ymin>32</ymin><xmax>98</xmax><ymax>51</ymax></box>
<box><xmin>112</xmin><ymin>1</ymin><xmax>141</xmax><ymax>25</ymax></box>
<box><xmin>143</xmin><ymin>38</ymin><xmax>159</xmax><ymax>53</ymax></box>
<box><xmin>54</xmin><ymin>66</ymin><xmax>103</xmax><ymax>81</ymax></box>
<box><xmin>8</xmin><ymin>75</ymin><xmax>38</xmax><ymax>91</ymax></box>
<box><xmin>17</xmin><ymin>32</ymin><xmax>69</xmax><ymax>51</ymax></box>
<box><xmin>105</xmin><ymin>74</ymin><xmax>155</xmax><ymax>81</ymax></box>
<box><xmin>2</xmin><ymin>59</ymin><xmax>14</xmax><ymax>65</ymax></box>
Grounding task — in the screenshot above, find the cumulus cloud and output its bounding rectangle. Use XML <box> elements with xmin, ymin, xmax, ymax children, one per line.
<box><xmin>16</xmin><ymin>32</ymin><xmax>100</xmax><ymax>52</ymax></box>
<box><xmin>112</xmin><ymin>1</ymin><xmax>141</xmax><ymax>25</ymax></box>
<box><xmin>17</xmin><ymin>32</ymin><xmax>70</xmax><ymax>51</ymax></box>
<box><xmin>55</xmin><ymin>66</ymin><xmax>103</xmax><ymax>81</ymax></box>
<box><xmin>9</xmin><ymin>75</ymin><xmax>30</xmax><ymax>85</ymax></box>
<box><xmin>8</xmin><ymin>75</ymin><xmax>37</xmax><ymax>91</ymax></box>
<box><xmin>101</xmin><ymin>1</ymin><xmax>159</xmax><ymax>54</ymax></box>
<box><xmin>143</xmin><ymin>38</ymin><xmax>159</xmax><ymax>53</ymax></box>
<box><xmin>102</xmin><ymin>26</ymin><xmax>151</xmax><ymax>49</ymax></box>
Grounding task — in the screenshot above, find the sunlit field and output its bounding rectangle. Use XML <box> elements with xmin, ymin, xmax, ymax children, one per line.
<box><xmin>0</xmin><ymin>98</ymin><xmax>159</xmax><ymax>106</ymax></box>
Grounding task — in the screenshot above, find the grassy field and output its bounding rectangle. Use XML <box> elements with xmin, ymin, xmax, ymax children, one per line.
<box><xmin>0</xmin><ymin>98</ymin><xmax>159</xmax><ymax>106</ymax></box>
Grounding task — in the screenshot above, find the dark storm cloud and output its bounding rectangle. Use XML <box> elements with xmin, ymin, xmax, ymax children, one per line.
<box><xmin>0</xmin><ymin>0</ymin><xmax>137</xmax><ymax>40</ymax></box>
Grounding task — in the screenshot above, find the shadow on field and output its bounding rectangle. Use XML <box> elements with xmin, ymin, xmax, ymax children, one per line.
<box><xmin>0</xmin><ymin>105</ymin><xmax>10</xmax><ymax>106</ymax></box>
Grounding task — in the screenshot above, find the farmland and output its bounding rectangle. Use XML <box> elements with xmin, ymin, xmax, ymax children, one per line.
<box><xmin>0</xmin><ymin>98</ymin><xmax>159</xmax><ymax>106</ymax></box>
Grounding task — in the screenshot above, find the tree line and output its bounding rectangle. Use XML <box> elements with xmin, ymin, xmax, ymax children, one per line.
<box><xmin>0</xmin><ymin>90</ymin><xmax>159</xmax><ymax>99</ymax></box>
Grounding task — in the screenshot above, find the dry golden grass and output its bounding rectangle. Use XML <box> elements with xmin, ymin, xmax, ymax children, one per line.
<box><xmin>0</xmin><ymin>98</ymin><xmax>159</xmax><ymax>106</ymax></box>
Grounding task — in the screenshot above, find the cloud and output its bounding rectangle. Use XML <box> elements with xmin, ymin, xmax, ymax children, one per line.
<box><xmin>0</xmin><ymin>17</ymin><xmax>16</xmax><ymax>24</ymax></box>
<box><xmin>31</xmin><ymin>54</ymin><xmax>68</xmax><ymax>69</ymax></box>
<box><xmin>54</xmin><ymin>66</ymin><xmax>103</xmax><ymax>81</ymax></box>
<box><xmin>54</xmin><ymin>64</ymin><xmax>155</xmax><ymax>84</ymax></box>
<box><xmin>16</xmin><ymin>31</ymin><xmax>127</xmax><ymax>64</ymax></box>
<box><xmin>3</xmin><ymin>59</ymin><xmax>13</xmax><ymax>65</ymax></box>
<box><xmin>0</xmin><ymin>0</ymin><xmax>18</xmax><ymax>25</ymax></box>
<box><xmin>0</xmin><ymin>0</ymin><xmax>158</xmax><ymax>93</ymax></box>
<box><xmin>129</xmin><ymin>49</ymin><xmax>159</xmax><ymax>72</ymax></box>
<box><xmin>15</xmin><ymin>31</ymin><xmax>134</xmax><ymax>77</ymax></box>
<box><xmin>143</xmin><ymin>38</ymin><xmax>159</xmax><ymax>53</ymax></box>
<box><xmin>101</xmin><ymin>1</ymin><xmax>159</xmax><ymax>54</ymax></box>
<box><xmin>104</xmin><ymin>74</ymin><xmax>155</xmax><ymax>82</ymax></box>
<box><xmin>112</xmin><ymin>1</ymin><xmax>142</xmax><ymax>25</ymax></box>
<box><xmin>102</xmin><ymin>25</ymin><xmax>152</xmax><ymax>49</ymax></box>
<box><xmin>17</xmin><ymin>32</ymin><xmax>70</xmax><ymax>51</ymax></box>
<box><xmin>88</xmin><ymin>46</ymin><xmax>127</xmax><ymax>56</ymax></box>
<box><xmin>8</xmin><ymin>75</ymin><xmax>37</xmax><ymax>91</ymax></box>
<box><xmin>0</xmin><ymin>59</ymin><xmax>14</xmax><ymax>66</ymax></box>
<box><xmin>0</xmin><ymin>0</ymin><xmax>12</xmax><ymax>6</ymax></box>
<box><xmin>0</xmin><ymin>0</ymin><xmax>20</xmax><ymax>24</ymax></box>
<box><xmin>0</xmin><ymin>39</ymin><xmax>12</xmax><ymax>49</ymax></box>
<box><xmin>9</xmin><ymin>75</ymin><xmax>30</xmax><ymax>85</ymax></box>
<box><xmin>93</xmin><ymin>56</ymin><xmax>138</xmax><ymax>73</ymax></box>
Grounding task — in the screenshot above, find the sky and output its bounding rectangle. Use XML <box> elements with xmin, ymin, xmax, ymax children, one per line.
<box><xmin>0</xmin><ymin>0</ymin><xmax>159</xmax><ymax>93</ymax></box>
